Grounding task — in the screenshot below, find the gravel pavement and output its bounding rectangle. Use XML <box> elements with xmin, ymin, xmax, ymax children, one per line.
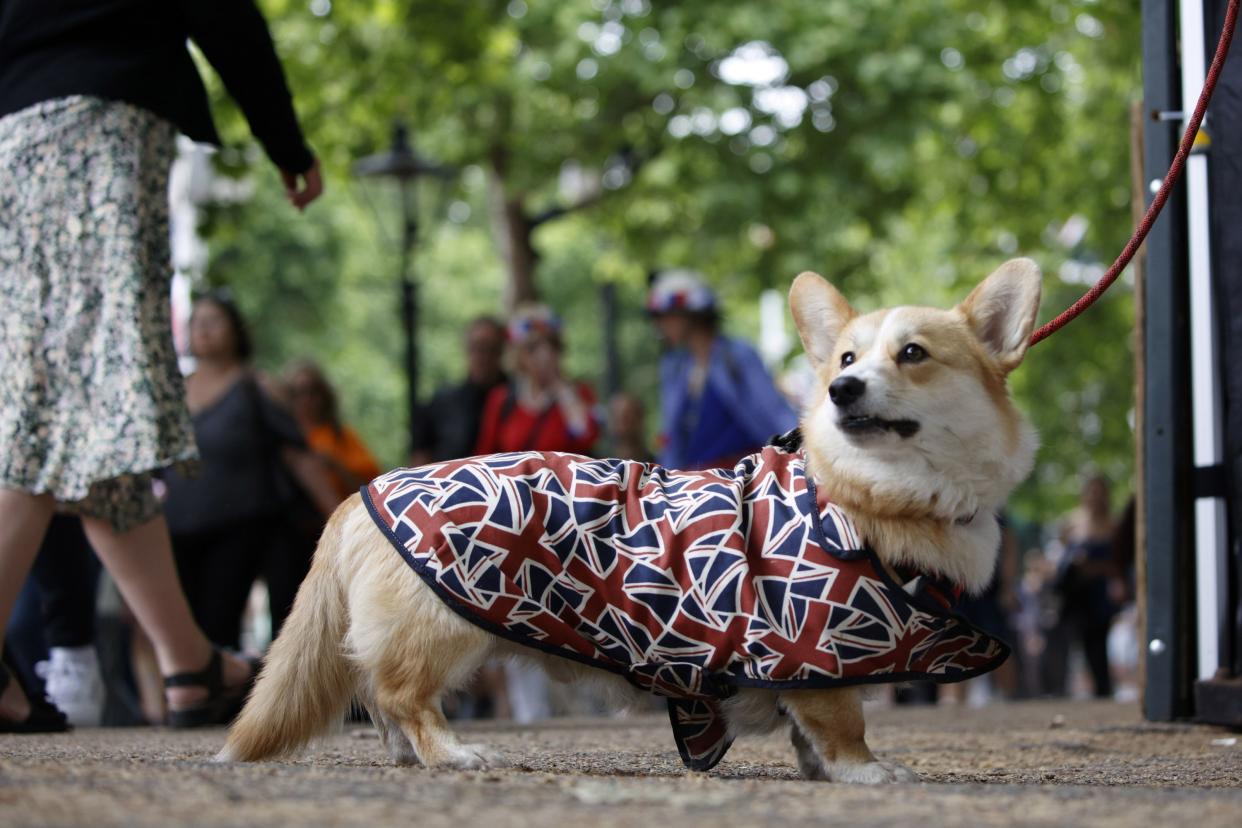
<box><xmin>1</xmin><ymin>699</ymin><xmax>1240</xmax><ymax>827</ymax></box>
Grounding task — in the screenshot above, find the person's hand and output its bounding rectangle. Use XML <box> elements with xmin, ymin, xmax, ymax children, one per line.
<box><xmin>281</xmin><ymin>157</ymin><xmax>323</xmax><ymax>211</ymax></box>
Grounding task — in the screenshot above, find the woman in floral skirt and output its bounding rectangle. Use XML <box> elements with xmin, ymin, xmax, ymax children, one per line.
<box><xmin>0</xmin><ymin>0</ymin><xmax>322</xmax><ymax>731</ymax></box>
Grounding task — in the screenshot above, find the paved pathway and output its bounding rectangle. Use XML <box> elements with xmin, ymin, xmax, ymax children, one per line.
<box><xmin>1</xmin><ymin>700</ymin><xmax>1239</xmax><ymax>827</ymax></box>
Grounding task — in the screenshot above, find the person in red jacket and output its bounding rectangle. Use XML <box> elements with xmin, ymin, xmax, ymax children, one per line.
<box><xmin>472</xmin><ymin>304</ymin><xmax>598</xmax><ymax>722</ymax></box>
<box><xmin>475</xmin><ymin>306</ymin><xmax>600</xmax><ymax>458</ymax></box>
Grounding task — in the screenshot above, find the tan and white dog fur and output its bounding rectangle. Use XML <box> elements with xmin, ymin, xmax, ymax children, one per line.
<box><xmin>221</xmin><ymin>259</ymin><xmax>1041</xmax><ymax>783</ymax></box>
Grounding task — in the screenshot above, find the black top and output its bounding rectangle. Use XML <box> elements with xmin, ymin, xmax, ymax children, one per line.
<box><xmin>163</xmin><ymin>378</ymin><xmax>306</xmax><ymax>536</ymax></box>
<box><xmin>414</xmin><ymin>375</ymin><xmax>507</xmax><ymax>461</ymax></box>
<box><xmin>0</xmin><ymin>0</ymin><xmax>313</xmax><ymax>173</ymax></box>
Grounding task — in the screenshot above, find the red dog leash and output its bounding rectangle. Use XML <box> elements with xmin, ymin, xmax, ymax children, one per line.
<box><xmin>1029</xmin><ymin>0</ymin><xmax>1239</xmax><ymax>346</ymax></box>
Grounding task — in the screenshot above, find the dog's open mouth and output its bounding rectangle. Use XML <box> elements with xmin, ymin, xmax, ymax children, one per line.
<box><xmin>838</xmin><ymin>415</ymin><xmax>921</xmax><ymax>438</ymax></box>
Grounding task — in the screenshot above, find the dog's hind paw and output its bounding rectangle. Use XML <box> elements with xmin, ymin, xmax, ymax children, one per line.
<box><xmin>387</xmin><ymin>745</ymin><xmax>420</xmax><ymax>766</ymax></box>
<box><xmin>443</xmin><ymin>744</ymin><xmax>504</xmax><ymax>771</ymax></box>
<box><xmin>823</xmin><ymin>759</ymin><xmax>919</xmax><ymax>784</ymax></box>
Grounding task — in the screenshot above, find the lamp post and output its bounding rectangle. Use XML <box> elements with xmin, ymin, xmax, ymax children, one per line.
<box><xmin>354</xmin><ymin>122</ymin><xmax>453</xmax><ymax>457</ymax></box>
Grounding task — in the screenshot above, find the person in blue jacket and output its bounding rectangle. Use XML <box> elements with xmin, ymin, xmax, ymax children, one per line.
<box><xmin>648</xmin><ymin>270</ymin><xmax>798</xmax><ymax>470</ymax></box>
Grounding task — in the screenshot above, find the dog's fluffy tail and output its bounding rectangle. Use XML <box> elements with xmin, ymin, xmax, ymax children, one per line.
<box><xmin>220</xmin><ymin>500</ymin><xmax>356</xmax><ymax>762</ymax></box>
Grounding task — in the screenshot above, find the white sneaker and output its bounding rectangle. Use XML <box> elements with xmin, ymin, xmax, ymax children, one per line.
<box><xmin>35</xmin><ymin>646</ymin><xmax>104</xmax><ymax>727</ymax></box>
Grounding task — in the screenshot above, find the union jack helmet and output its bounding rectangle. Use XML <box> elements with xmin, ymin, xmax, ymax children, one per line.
<box><xmin>647</xmin><ymin>269</ymin><xmax>718</xmax><ymax>315</ymax></box>
<box><xmin>507</xmin><ymin>304</ymin><xmax>563</xmax><ymax>345</ymax></box>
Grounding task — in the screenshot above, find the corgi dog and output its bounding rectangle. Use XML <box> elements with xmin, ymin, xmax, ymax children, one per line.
<box><xmin>221</xmin><ymin>259</ymin><xmax>1040</xmax><ymax>784</ymax></box>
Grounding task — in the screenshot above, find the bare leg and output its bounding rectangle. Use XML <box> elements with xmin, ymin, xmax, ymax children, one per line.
<box><xmin>129</xmin><ymin>625</ymin><xmax>167</xmax><ymax>724</ymax></box>
<box><xmin>0</xmin><ymin>490</ymin><xmax>56</xmax><ymax>720</ymax></box>
<box><xmin>80</xmin><ymin>513</ymin><xmax>250</xmax><ymax>708</ymax></box>
<box><xmin>782</xmin><ymin>688</ymin><xmax>918</xmax><ymax>783</ymax></box>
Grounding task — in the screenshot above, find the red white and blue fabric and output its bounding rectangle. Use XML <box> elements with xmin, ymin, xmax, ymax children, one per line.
<box><xmin>362</xmin><ymin>438</ymin><xmax>1009</xmax><ymax>771</ymax></box>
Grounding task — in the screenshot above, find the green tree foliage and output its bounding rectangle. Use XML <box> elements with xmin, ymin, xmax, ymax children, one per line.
<box><xmin>199</xmin><ymin>0</ymin><xmax>1139</xmax><ymax>526</ymax></box>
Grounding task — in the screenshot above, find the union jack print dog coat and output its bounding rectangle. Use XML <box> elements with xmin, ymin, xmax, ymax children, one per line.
<box><xmin>363</xmin><ymin>433</ymin><xmax>1008</xmax><ymax>771</ymax></box>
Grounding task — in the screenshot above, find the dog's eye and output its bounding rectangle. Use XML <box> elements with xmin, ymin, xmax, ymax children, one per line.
<box><xmin>899</xmin><ymin>343</ymin><xmax>928</xmax><ymax>364</ymax></box>
<box><xmin>840</xmin><ymin>351</ymin><xmax>855</xmax><ymax>368</ymax></box>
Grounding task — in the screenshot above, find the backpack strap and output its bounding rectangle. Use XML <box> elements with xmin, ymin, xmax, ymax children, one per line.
<box><xmin>498</xmin><ymin>382</ymin><xmax>517</xmax><ymax>423</ymax></box>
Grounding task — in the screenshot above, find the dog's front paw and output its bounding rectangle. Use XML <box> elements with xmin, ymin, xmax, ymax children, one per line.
<box><xmin>823</xmin><ymin>759</ymin><xmax>919</xmax><ymax>784</ymax></box>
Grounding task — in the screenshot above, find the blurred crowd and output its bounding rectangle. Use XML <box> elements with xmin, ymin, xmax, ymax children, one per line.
<box><xmin>5</xmin><ymin>272</ymin><xmax>1138</xmax><ymax>728</ymax></box>
<box><xmin>896</xmin><ymin>478</ymin><xmax>1138</xmax><ymax>708</ymax></box>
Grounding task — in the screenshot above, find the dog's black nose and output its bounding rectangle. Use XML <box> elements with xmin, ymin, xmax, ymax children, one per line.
<box><xmin>829</xmin><ymin>375</ymin><xmax>866</xmax><ymax>406</ymax></box>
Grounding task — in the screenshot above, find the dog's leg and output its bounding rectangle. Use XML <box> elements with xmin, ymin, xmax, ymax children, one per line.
<box><xmin>345</xmin><ymin>525</ymin><xmax>501</xmax><ymax>769</ymax></box>
<box><xmin>374</xmin><ymin>708</ymin><xmax>420</xmax><ymax>766</ymax></box>
<box><xmin>356</xmin><ymin>684</ymin><xmax>419</xmax><ymax>766</ymax></box>
<box><xmin>364</xmin><ymin>634</ymin><xmax>500</xmax><ymax>770</ymax></box>
<box><xmin>789</xmin><ymin>720</ymin><xmax>828</xmax><ymax>780</ymax></box>
<box><xmin>375</xmin><ymin>684</ymin><xmax>496</xmax><ymax>770</ymax></box>
<box><xmin>361</xmin><ymin>620</ymin><xmax>498</xmax><ymax>768</ymax></box>
<box><xmin>781</xmin><ymin>688</ymin><xmax>918</xmax><ymax>784</ymax></box>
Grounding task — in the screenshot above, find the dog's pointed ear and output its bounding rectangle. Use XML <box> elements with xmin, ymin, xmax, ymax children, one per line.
<box><xmin>958</xmin><ymin>258</ymin><xmax>1043</xmax><ymax>372</ymax></box>
<box><xmin>790</xmin><ymin>271</ymin><xmax>856</xmax><ymax>370</ymax></box>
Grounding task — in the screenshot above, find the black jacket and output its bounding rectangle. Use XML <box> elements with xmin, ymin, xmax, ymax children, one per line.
<box><xmin>0</xmin><ymin>0</ymin><xmax>313</xmax><ymax>173</ymax></box>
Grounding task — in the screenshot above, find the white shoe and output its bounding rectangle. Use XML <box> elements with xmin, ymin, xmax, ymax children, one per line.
<box><xmin>35</xmin><ymin>646</ymin><xmax>104</xmax><ymax>727</ymax></box>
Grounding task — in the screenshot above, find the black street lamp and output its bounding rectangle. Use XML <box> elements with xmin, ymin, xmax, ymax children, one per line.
<box><xmin>354</xmin><ymin>122</ymin><xmax>453</xmax><ymax>457</ymax></box>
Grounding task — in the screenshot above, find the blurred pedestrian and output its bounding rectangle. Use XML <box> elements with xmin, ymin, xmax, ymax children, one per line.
<box><xmin>475</xmin><ymin>306</ymin><xmax>600</xmax><ymax>457</ymax></box>
<box><xmin>1030</xmin><ymin>538</ymin><xmax>1071</xmax><ymax>696</ymax></box>
<box><xmin>1055</xmin><ymin>474</ymin><xmax>1118</xmax><ymax>698</ymax></box>
<box><xmin>163</xmin><ymin>294</ymin><xmax>339</xmax><ymax>653</ymax></box>
<box><xmin>606</xmin><ymin>392</ymin><xmax>654</xmax><ymax>463</ymax></box>
<box><xmin>5</xmin><ymin>518</ymin><xmax>103</xmax><ymax>727</ymax></box>
<box><xmin>0</xmin><ymin>0</ymin><xmax>320</xmax><ymax>731</ymax></box>
<box><xmin>952</xmin><ymin>514</ymin><xmax>1023</xmax><ymax>703</ymax></box>
<box><xmin>1107</xmin><ymin>496</ymin><xmax>1139</xmax><ymax>700</ymax></box>
<box><xmin>411</xmin><ymin>316</ymin><xmax>508</xmax><ymax>465</ymax></box>
<box><xmin>1111</xmin><ymin>496</ymin><xmax>1137</xmax><ymax>607</ymax></box>
<box><xmin>474</xmin><ymin>305</ymin><xmax>600</xmax><ymax>722</ymax></box>
<box><xmin>284</xmin><ymin>360</ymin><xmax>382</xmax><ymax>501</ymax></box>
<box><xmin>647</xmin><ymin>270</ymin><xmax>797</xmax><ymax>470</ymax></box>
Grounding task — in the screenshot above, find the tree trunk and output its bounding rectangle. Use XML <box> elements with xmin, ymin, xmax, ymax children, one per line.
<box><xmin>487</xmin><ymin>145</ymin><xmax>539</xmax><ymax>310</ymax></box>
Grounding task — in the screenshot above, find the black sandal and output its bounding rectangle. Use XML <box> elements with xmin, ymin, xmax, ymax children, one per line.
<box><xmin>163</xmin><ymin>650</ymin><xmax>258</xmax><ymax>729</ymax></box>
<box><xmin>0</xmin><ymin>660</ymin><xmax>71</xmax><ymax>734</ymax></box>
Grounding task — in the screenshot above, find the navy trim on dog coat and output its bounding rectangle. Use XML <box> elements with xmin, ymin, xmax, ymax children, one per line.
<box><xmin>362</xmin><ymin>438</ymin><xmax>1009</xmax><ymax>771</ymax></box>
